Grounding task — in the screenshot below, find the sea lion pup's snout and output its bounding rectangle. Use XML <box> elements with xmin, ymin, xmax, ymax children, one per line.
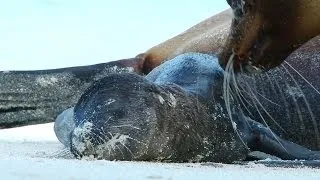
<box><xmin>221</xmin><ymin>0</ymin><xmax>320</xmax><ymax>72</ymax></box>
<box><xmin>69</xmin><ymin>74</ymin><xmax>161</xmax><ymax>160</ymax></box>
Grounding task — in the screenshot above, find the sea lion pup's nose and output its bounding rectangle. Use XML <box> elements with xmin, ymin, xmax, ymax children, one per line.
<box><xmin>69</xmin><ymin>73</ymin><xmax>164</xmax><ymax>160</ymax></box>
<box><xmin>54</xmin><ymin>107</ymin><xmax>75</xmax><ymax>147</ymax></box>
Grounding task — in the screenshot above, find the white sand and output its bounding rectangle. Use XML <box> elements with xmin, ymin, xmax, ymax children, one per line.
<box><xmin>0</xmin><ymin>123</ymin><xmax>319</xmax><ymax>180</ymax></box>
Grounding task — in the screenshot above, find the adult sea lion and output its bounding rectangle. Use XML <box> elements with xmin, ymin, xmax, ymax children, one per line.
<box><xmin>220</xmin><ymin>0</ymin><xmax>320</xmax><ymax>71</ymax></box>
<box><xmin>140</xmin><ymin>0</ymin><xmax>320</xmax><ymax>73</ymax></box>
<box><xmin>55</xmin><ymin>53</ymin><xmax>320</xmax><ymax>163</ymax></box>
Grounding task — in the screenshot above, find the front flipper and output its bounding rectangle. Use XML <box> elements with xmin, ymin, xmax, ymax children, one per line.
<box><xmin>244</xmin><ymin>116</ymin><xmax>320</xmax><ymax>160</ymax></box>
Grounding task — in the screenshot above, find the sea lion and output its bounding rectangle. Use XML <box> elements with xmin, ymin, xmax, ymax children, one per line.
<box><xmin>67</xmin><ymin>53</ymin><xmax>248</xmax><ymax>163</ymax></box>
<box><xmin>220</xmin><ymin>0</ymin><xmax>320</xmax><ymax>71</ymax></box>
<box><xmin>235</xmin><ymin>35</ymin><xmax>320</xmax><ymax>150</ymax></box>
<box><xmin>55</xmin><ymin>53</ymin><xmax>320</xmax><ymax>163</ymax></box>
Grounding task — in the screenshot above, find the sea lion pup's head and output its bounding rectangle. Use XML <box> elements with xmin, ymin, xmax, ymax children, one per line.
<box><xmin>69</xmin><ymin>73</ymin><xmax>247</xmax><ymax>163</ymax></box>
<box><xmin>220</xmin><ymin>0</ymin><xmax>320</xmax><ymax>72</ymax></box>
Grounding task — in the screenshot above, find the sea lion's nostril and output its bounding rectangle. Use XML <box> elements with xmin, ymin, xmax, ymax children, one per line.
<box><xmin>237</xmin><ymin>54</ymin><xmax>247</xmax><ymax>61</ymax></box>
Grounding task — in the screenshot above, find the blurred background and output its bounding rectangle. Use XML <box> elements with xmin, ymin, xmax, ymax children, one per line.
<box><xmin>0</xmin><ymin>0</ymin><xmax>229</xmax><ymax>70</ymax></box>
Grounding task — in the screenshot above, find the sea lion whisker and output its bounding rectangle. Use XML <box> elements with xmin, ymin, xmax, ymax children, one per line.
<box><xmin>110</xmin><ymin>124</ymin><xmax>141</xmax><ymax>130</ymax></box>
<box><xmin>90</xmin><ymin>127</ymin><xmax>106</xmax><ymax>146</ymax></box>
<box><xmin>223</xmin><ymin>54</ymin><xmax>249</xmax><ymax>150</ymax></box>
<box><xmin>87</xmin><ymin>137</ymin><xmax>98</xmax><ymax>156</ymax></box>
<box><xmin>108</xmin><ymin>132</ymin><xmax>114</xmax><ymax>138</ymax></box>
<box><xmin>118</xmin><ymin>141</ymin><xmax>134</xmax><ymax>157</ymax></box>
<box><xmin>126</xmin><ymin>135</ymin><xmax>148</xmax><ymax>146</ymax></box>
<box><xmin>233</xmin><ymin>83</ymin><xmax>263</xmax><ymax>117</ymax></box>
<box><xmin>281</xmin><ymin>64</ymin><xmax>320</xmax><ymax>148</ymax></box>
<box><xmin>231</xmin><ymin>65</ymin><xmax>255</xmax><ymax>117</ymax></box>
<box><xmin>99</xmin><ymin>127</ymin><xmax>110</xmax><ymax>141</ymax></box>
<box><xmin>266</xmin><ymin>71</ymin><xmax>292</xmax><ymax>125</ymax></box>
<box><xmin>95</xmin><ymin>132</ymin><xmax>109</xmax><ymax>145</ymax></box>
<box><xmin>242</xmin><ymin>79</ymin><xmax>287</xmax><ymax>133</ymax></box>
<box><xmin>243</xmin><ymin>86</ymin><xmax>288</xmax><ymax>152</ymax></box>
<box><xmin>115</xmin><ymin>144</ymin><xmax>125</xmax><ymax>159</ymax></box>
<box><xmin>103</xmin><ymin>116</ymin><xmax>113</xmax><ymax>126</ymax></box>
<box><xmin>250</xmin><ymin>72</ymin><xmax>282</xmax><ymax>107</ymax></box>
<box><xmin>238</xmin><ymin>68</ymin><xmax>287</xmax><ymax>133</ymax></box>
<box><xmin>254</xmin><ymin>91</ymin><xmax>281</xmax><ymax>107</ymax></box>
<box><xmin>277</xmin><ymin>67</ymin><xmax>306</xmax><ymax>131</ymax></box>
<box><xmin>234</xmin><ymin>90</ymin><xmax>254</xmax><ymax>117</ymax></box>
<box><xmin>48</xmin><ymin>148</ymin><xmax>72</xmax><ymax>159</ymax></box>
<box><xmin>103</xmin><ymin>133</ymin><xmax>126</xmax><ymax>158</ymax></box>
<box><xmin>284</xmin><ymin>61</ymin><xmax>320</xmax><ymax>95</ymax></box>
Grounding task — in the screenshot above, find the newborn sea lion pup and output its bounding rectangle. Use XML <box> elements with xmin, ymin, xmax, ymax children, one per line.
<box><xmin>67</xmin><ymin>53</ymin><xmax>248</xmax><ymax>163</ymax></box>
<box><xmin>55</xmin><ymin>53</ymin><xmax>320</xmax><ymax>163</ymax></box>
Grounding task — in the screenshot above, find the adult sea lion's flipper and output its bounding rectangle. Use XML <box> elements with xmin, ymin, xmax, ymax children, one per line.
<box><xmin>243</xmin><ymin>116</ymin><xmax>320</xmax><ymax>160</ymax></box>
<box><xmin>0</xmin><ymin>57</ymin><xmax>144</xmax><ymax>129</ymax></box>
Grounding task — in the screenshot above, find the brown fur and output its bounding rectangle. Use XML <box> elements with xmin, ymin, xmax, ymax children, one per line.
<box><xmin>138</xmin><ymin>9</ymin><xmax>232</xmax><ymax>74</ymax></box>
<box><xmin>217</xmin><ymin>0</ymin><xmax>320</xmax><ymax>70</ymax></box>
<box><xmin>138</xmin><ymin>0</ymin><xmax>320</xmax><ymax>73</ymax></box>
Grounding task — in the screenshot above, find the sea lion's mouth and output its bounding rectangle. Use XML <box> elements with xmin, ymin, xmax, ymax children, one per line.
<box><xmin>237</xmin><ymin>35</ymin><xmax>273</xmax><ymax>73</ymax></box>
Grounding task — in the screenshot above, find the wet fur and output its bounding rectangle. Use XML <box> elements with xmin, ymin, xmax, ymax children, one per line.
<box><xmin>69</xmin><ymin>54</ymin><xmax>248</xmax><ymax>163</ymax></box>
<box><xmin>67</xmin><ymin>52</ymin><xmax>320</xmax><ymax>163</ymax></box>
<box><xmin>234</xmin><ymin>36</ymin><xmax>320</xmax><ymax>150</ymax></box>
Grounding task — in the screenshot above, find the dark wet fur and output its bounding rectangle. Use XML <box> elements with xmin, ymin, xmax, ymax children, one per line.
<box><xmin>69</xmin><ymin>52</ymin><xmax>320</xmax><ymax>163</ymax></box>
<box><xmin>235</xmin><ymin>36</ymin><xmax>320</xmax><ymax>150</ymax></box>
<box><xmin>70</xmin><ymin>55</ymin><xmax>248</xmax><ymax>163</ymax></box>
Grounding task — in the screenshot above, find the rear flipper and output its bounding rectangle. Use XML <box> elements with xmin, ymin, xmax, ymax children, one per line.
<box><xmin>244</xmin><ymin>116</ymin><xmax>320</xmax><ymax>160</ymax></box>
<box><xmin>0</xmin><ymin>57</ymin><xmax>144</xmax><ymax>128</ymax></box>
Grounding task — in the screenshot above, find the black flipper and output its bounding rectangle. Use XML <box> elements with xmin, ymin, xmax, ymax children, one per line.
<box><xmin>243</xmin><ymin>116</ymin><xmax>320</xmax><ymax>160</ymax></box>
<box><xmin>0</xmin><ymin>58</ymin><xmax>143</xmax><ymax>128</ymax></box>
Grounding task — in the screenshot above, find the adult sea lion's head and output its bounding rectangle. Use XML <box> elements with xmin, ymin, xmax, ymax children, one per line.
<box><xmin>220</xmin><ymin>0</ymin><xmax>320</xmax><ymax>72</ymax></box>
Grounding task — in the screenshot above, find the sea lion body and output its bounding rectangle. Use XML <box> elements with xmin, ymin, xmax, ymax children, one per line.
<box><xmin>236</xmin><ymin>35</ymin><xmax>320</xmax><ymax>150</ymax></box>
<box><xmin>68</xmin><ymin>53</ymin><xmax>248</xmax><ymax>163</ymax></box>
<box><xmin>55</xmin><ymin>53</ymin><xmax>320</xmax><ymax>162</ymax></box>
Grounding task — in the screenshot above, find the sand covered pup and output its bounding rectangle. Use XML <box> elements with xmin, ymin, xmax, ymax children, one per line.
<box><xmin>55</xmin><ymin>53</ymin><xmax>320</xmax><ymax>163</ymax></box>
